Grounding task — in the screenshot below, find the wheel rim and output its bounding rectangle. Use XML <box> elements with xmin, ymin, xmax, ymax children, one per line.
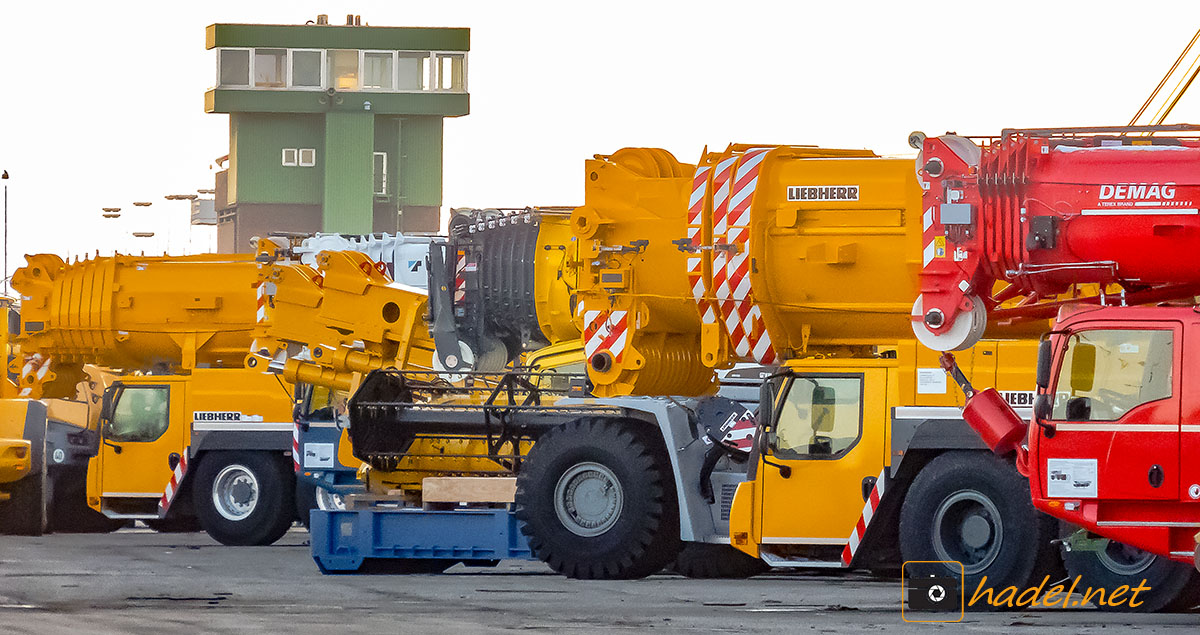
<box><xmin>553</xmin><ymin>461</ymin><xmax>623</xmax><ymax>537</ymax></box>
<box><xmin>211</xmin><ymin>464</ymin><xmax>260</xmax><ymax>521</ymax></box>
<box><xmin>315</xmin><ymin>486</ymin><xmax>346</xmax><ymax>511</ymax></box>
<box><xmin>1095</xmin><ymin>539</ymin><xmax>1156</xmax><ymax>576</ymax></box>
<box><xmin>931</xmin><ymin>489</ymin><xmax>1004</xmax><ymax>575</ymax></box>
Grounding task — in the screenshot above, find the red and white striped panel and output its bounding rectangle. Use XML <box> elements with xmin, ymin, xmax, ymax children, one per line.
<box><xmin>157</xmin><ymin>453</ymin><xmax>190</xmax><ymax>517</ymax></box>
<box><xmin>454</xmin><ymin>249</ymin><xmax>467</xmax><ymax>303</ymax></box>
<box><xmin>710</xmin><ymin>156</ymin><xmax>739</xmax><ymax>310</ymax></box>
<box><xmin>292</xmin><ymin>422</ymin><xmax>302</xmax><ymax>473</ymax></box>
<box><xmin>687</xmin><ymin>165</ymin><xmax>711</xmax><ymax>306</ymax></box>
<box><xmin>255</xmin><ymin>280</ymin><xmax>267</xmax><ymax>323</ymax></box>
<box><xmin>687</xmin><ymin>166</ymin><xmax>723</xmax><ymax>327</ymax></box>
<box><xmin>921</xmin><ymin>205</ymin><xmax>937</xmax><ymax>270</ymax></box>
<box><xmin>841</xmin><ymin>468</ymin><xmax>889</xmax><ymax>566</ymax></box>
<box><xmin>250</xmin><ymin>281</ymin><xmax>267</xmax><ymax>355</ymax></box>
<box><xmin>582</xmin><ymin>308</ymin><xmax>629</xmax><ymax>363</ymax></box>
<box><xmin>721</xmin><ymin>410</ymin><xmax>758</xmax><ymax>451</ymax></box>
<box><xmin>18</xmin><ymin>353</ymin><xmax>49</xmax><ymax>397</ymax></box>
<box><xmin>720</xmin><ymin>148</ymin><xmax>778</xmax><ymax>365</ymax></box>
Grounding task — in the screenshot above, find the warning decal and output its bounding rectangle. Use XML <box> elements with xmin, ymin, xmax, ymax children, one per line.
<box><xmin>1046</xmin><ymin>458</ymin><xmax>1098</xmax><ymax>498</ymax></box>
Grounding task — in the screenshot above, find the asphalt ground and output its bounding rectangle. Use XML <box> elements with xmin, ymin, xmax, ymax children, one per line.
<box><xmin>0</xmin><ymin>527</ymin><xmax>1197</xmax><ymax>634</ymax></box>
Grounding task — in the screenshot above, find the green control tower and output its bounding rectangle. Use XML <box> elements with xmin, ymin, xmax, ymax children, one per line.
<box><xmin>205</xmin><ymin>15</ymin><xmax>468</xmax><ymax>252</ymax></box>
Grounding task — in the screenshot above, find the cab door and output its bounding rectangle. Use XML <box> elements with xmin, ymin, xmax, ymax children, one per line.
<box><xmin>756</xmin><ymin>369</ymin><xmax>888</xmax><ymax>545</ymax></box>
<box><xmin>98</xmin><ymin>383</ymin><xmax>186</xmax><ymax>500</ymax></box>
<box><xmin>1037</xmin><ymin>326</ymin><xmax>1180</xmax><ymax>501</ymax></box>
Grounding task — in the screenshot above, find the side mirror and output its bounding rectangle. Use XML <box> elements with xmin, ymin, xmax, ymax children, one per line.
<box><xmin>1070</xmin><ymin>342</ymin><xmax>1097</xmax><ymax>393</ymax></box>
<box><xmin>1036</xmin><ymin>339</ymin><xmax>1053</xmax><ymax>389</ymax></box>
<box><xmin>758</xmin><ymin>379</ymin><xmax>779</xmax><ymax>429</ymax></box>
<box><xmin>99</xmin><ymin>385</ymin><xmax>120</xmax><ymax>425</ymax></box>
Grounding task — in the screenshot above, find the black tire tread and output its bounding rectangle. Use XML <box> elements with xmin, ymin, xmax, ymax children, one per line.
<box><xmin>1061</xmin><ymin>531</ymin><xmax>1200</xmax><ymax>613</ymax></box>
<box><xmin>899</xmin><ymin>451</ymin><xmax>1057</xmax><ymax>598</ymax></box>
<box><xmin>193</xmin><ymin>451</ymin><xmax>294</xmax><ymax>546</ymax></box>
<box><xmin>671</xmin><ymin>542</ymin><xmax>769</xmax><ymax>579</ymax></box>
<box><xmin>0</xmin><ymin>471</ymin><xmax>48</xmax><ymax>536</ymax></box>
<box><xmin>514</xmin><ymin>418</ymin><xmax>681</xmax><ymax>580</ymax></box>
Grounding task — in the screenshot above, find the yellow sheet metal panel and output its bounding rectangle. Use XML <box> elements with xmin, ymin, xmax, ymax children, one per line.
<box><xmin>533</xmin><ymin>214</ymin><xmax>582</xmax><ymax>345</ymax></box>
<box><xmin>0</xmin><ymin>438</ymin><xmax>31</xmax><ymax>485</ymax></box>
<box><xmin>748</xmin><ymin>151</ymin><xmax>918</xmax><ymax>355</ymax></box>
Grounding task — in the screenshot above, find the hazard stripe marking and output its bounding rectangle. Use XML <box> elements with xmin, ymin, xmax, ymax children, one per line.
<box><xmin>157</xmin><ymin>454</ymin><xmax>190</xmax><ymax>517</ymax></box>
<box><xmin>841</xmin><ymin>468</ymin><xmax>888</xmax><ymax>566</ymax></box>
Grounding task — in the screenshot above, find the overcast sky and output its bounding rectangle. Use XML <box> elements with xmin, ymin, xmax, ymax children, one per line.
<box><xmin>0</xmin><ymin>1</ymin><xmax>1197</xmax><ymax>276</ymax></box>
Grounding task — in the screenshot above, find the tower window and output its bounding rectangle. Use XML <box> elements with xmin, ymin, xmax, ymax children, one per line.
<box><xmin>396</xmin><ymin>52</ymin><xmax>429</xmax><ymax>90</ymax></box>
<box><xmin>299</xmin><ymin>149</ymin><xmax>316</xmax><ymax>167</ymax></box>
<box><xmin>254</xmin><ymin>49</ymin><xmax>287</xmax><ymax>88</ymax></box>
<box><xmin>281</xmin><ymin>149</ymin><xmax>298</xmax><ymax>166</ymax></box>
<box><xmin>436</xmin><ymin>53</ymin><xmax>466</xmax><ymax>92</ymax></box>
<box><xmin>327</xmin><ymin>50</ymin><xmax>359</xmax><ymax>90</ymax></box>
<box><xmin>219</xmin><ymin>49</ymin><xmax>250</xmax><ymax>86</ymax></box>
<box><xmin>363</xmin><ymin>52</ymin><xmax>394</xmax><ymax>90</ymax></box>
<box><xmin>291</xmin><ymin>50</ymin><xmax>323</xmax><ymax>88</ymax></box>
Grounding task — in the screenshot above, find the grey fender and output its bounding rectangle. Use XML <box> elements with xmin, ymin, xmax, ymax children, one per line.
<box><xmin>889</xmin><ymin>406</ymin><xmax>1031</xmax><ymax>477</ymax></box>
<box><xmin>189</xmin><ymin>422</ymin><xmax>295</xmax><ymax>457</ymax></box>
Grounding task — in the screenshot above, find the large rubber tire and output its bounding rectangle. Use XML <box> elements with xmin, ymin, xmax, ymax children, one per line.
<box><xmin>193</xmin><ymin>451</ymin><xmax>295</xmax><ymax>546</ymax></box>
<box><xmin>47</xmin><ymin>467</ymin><xmax>126</xmax><ymax>533</ymax></box>
<box><xmin>0</xmin><ymin>471</ymin><xmax>49</xmax><ymax>536</ymax></box>
<box><xmin>671</xmin><ymin>542</ymin><xmax>770</xmax><ymax>579</ymax></box>
<box><xmin>295</xmin><ymin>481</ymin><xmax>347</xmax><ymax>531</ymax></box>
<box><xmin>514</xmin><ymin>418</ymin><xmax>682</xmax><ymax>579</ymax></box>
<box><xmin>1061</xmin><ymin>531</ymin><xmax>1200</xmax><ymax>613</ymax></box>
<box><xmin>144</xmin><ymin>517</ymin><xmax>202</xmax><ymax>533</ymax></box>
<box><xmin>899</xmin><ymin>451</ymin><xmax>1059</xmax><ymax>600</ymax></box>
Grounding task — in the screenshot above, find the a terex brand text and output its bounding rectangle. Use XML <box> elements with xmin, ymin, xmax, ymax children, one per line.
<box><xmin>1098</xmin><ymin>183</ymin><xmax>1176</xmax><ymax>200</ymax></box>
<box><xmin>787</xmin><ymin>185</ymin><xmax>860</xmax><ymax>202</ymax></box>
<box><xmin>193</xmin><ymin>412</ymin><xmax>243</xmax><ymax>421</ymax></box>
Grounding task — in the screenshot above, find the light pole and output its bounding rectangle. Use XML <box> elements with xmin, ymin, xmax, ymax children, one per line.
<box><xmin>2</xmin><ymin>170</ymin><xmax>8</xmax><ymax>296</ymax></box>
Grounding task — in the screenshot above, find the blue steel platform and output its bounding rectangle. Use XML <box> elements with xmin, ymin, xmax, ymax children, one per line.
<box><xmin>310</xmin><ymin>506</ymin><xmax>533</xmax><ymax>573</ymax></box>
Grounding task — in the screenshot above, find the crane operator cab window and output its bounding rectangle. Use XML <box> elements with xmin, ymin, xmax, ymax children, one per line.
<box><xmin>107</xmin><ymin>386</ymin><xmax>170</xmax><ymax>443</ymax></box>
<box><xmin>1052</xmin><ymin>329</ymin><xmax>1173</xmax><ymax>422</ymax></box>
<box><xmin>304</xmin><ymin>384</ymin><xmax>350</xmax><ymax>428</ymax></box>
<box><xmin>771</xmin><ymin>376</ymin><xmax>863</xmax><ymax>459</ymax></box>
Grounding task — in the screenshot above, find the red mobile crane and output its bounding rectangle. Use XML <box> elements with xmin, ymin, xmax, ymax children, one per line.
<box><xmin>911</xmin><ymin>125</ymin><xmax>1200</xmax><ymax>610</ymax></box>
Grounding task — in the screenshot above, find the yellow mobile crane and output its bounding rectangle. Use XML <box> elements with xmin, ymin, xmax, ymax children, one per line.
<box><xmin>331</xmin><ymin>145</ymin><xmax>1065</xmax><ymax>588</ymax></box>
<box><xmin>0</xmin><ymin>298</ymin><xmax>35</xmax><ymax>526</ymax></box>
<box><xmin>2</xmin><ymin>252</ymin><xmax>298</xmax><ymax>544</ymax></box>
